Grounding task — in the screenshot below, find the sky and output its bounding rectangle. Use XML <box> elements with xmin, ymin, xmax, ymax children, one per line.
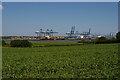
<box><xmin>118</xmin><ymin>2</ymin><xmax>120</xmax><ymax>32</ymax></box>
<box><xmin>0</xmin><ymin>1</ymin><xmax>2</xmax><ymax>37</ymax></box>
<box><xmin>2</xmin><ymin>2</ymin><xmax>118</xmax><ymax>36</ymax></box>
<box><xmin>2</xmin><ymin>0</ymin><xmax>120</xmax><ymax>2</ymax></box>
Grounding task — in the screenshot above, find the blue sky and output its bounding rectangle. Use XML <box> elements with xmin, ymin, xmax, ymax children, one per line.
<box><xmin>2</xmin><ymin>2</ymin><xmax>118</xmax><ymax>36</ymax></box>
<box><xmin>2</xmin><ymin>0</ymin><xmax>120</xmax><ymax>2</ymax></box>
<box><xmin>0</xmin><ymin>10</ymin><xmax>1</xmax><ymax>36</ymax></box>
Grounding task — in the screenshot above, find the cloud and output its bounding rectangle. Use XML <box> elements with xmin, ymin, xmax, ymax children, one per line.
<box><xmin>0</xmin><ymin>5</ymin><xmax>3</xmax><ymax>10</ymax></box>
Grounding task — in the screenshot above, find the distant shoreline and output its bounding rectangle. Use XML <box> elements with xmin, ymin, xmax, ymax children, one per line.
<box><xmin>3</xmin><ymin>39</ymin><xmax>81</xmax><ymax>43</ymax></box>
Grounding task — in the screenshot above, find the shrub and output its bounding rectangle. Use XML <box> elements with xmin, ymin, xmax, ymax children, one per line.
<box><xmin>2</xmin><ymin>40</ymin><xmax>6</xmax><ymax>46</ymax></box>
<box><xmin>116</xmin><ymin>32</ymin><xmax>120</xmax><ymax>40</ymax></box>
<box><xmin>10</xmin><ymin>40</ymin><xmax>32</xmax><ymax>47</ymax></box>
<box><xmin>78</xmin><ymin>37</ymin><xmax>120</xmax><ymax>44</ymax></box>
<box><xmin>93</xmin><ymin>37</ymin><xmax>120</xmax><ymax>44</ymax></box>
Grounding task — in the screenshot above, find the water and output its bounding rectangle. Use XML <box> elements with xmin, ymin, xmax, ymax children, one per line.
<box><xmin>4</xmin><ymin>39</ymin><xmax>80</xmax><ymax>43</ymax></box>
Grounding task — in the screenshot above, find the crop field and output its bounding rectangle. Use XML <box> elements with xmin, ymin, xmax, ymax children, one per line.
<box><xmin>2</xmin><ymin>43</ymin><xmax>119</xmax><ymax>78</ymax></box>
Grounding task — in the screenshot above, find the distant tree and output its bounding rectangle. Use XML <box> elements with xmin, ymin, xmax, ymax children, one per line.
<box><xmin>116</xmin><ymin>32</ymin><xmax>120</xmax><ymax>40</ymax></box>
<box><xmin>98</xmin><ymin>37</ymin><xmax>107</xmax><ymax>40</ymax></box>
<box><xmin>93</xmin><ymin>37</ymin><xmax>108</xmax><ymax>44</ymax></box>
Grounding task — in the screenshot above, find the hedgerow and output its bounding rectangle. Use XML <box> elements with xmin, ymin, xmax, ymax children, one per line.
<box><xmin>10</xmin><ymin>40</ymin><xmax>32</xmax><ymax>47</ymax></box>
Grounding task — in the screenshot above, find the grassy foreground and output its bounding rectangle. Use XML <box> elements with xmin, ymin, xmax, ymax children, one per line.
<box><xmin>2</xmin><ymin>43</ymin><xmax>119</xmax><ymax>78</ymax></box>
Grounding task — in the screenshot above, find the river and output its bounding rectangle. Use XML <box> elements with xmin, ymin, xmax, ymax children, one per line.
<box><xmin>3</xmin><ymin>39</ymin><xmax>80</xmax><ymax>43</ymax></box>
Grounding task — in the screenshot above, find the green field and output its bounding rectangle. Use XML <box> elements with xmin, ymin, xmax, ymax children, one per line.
<box><xmin>2</xmin><ymin>43</ymin><xmax>119</xmax><ymax>78</ymax></box>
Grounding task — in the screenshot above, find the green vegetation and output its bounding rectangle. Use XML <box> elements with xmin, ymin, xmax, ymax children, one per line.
<box><xmin>116</xmin><ymin>32</ymin><xmax>120</xmax><ymax>41</ymax></box>
<box><xmin>92</xmin><ymin>37</ymin><xmax>119</xmax><ymax>44</ymax></box>
<box><xmin>32</xmin><ymin>42</ymin><xmax>83</xmax><ymax>47</ymax></box>
<box><xmin>2</xmin><ymin>34</ymin><xmax>120</xmax><ymax>48</ymax></box>
<box><xmin>3</xmin><ymin>40</ymin><xmax>83</xmax><ymax>47</ymax></box>
<box><xmin>10</xmin><ymin>40</ymin><xmax>32</xmax><ymax>47</ymax></box>
<box><xmin>78</xmin><ymin>37</ymin><xmax>119</xmax><ymax>44</ymax></box>
<box><xmin>2</xmin><ymin>43</ymin><xmax>119</xmax><ymax>78</ymax></box>
<box><xmin>2</xmin><ymin>40</ymin><xmax>6</xmax><ymax>46</ymax></box>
